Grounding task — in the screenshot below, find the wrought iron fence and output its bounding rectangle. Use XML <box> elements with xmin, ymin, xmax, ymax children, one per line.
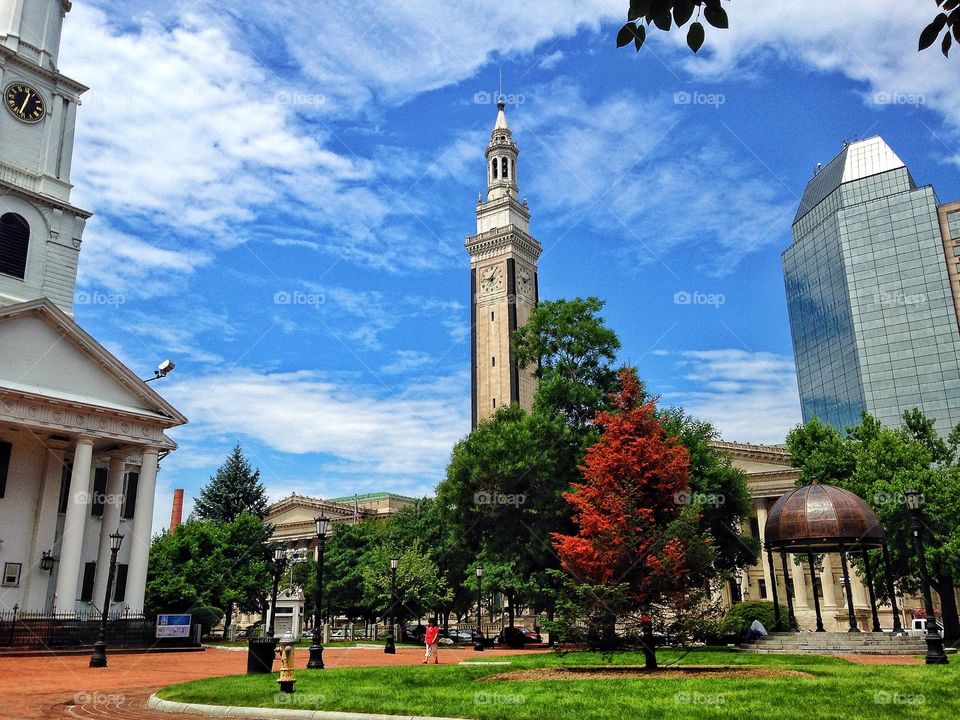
<box><xmin>0</xmin><ymin>607</ymin><xmax>156</xmax><ymax>648</ymax></box>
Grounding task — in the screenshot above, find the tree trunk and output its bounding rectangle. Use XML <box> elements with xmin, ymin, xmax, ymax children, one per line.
<box><xmin>641</xmin><ymin>615</ymin><xmax>657</xmax><ymax>670</ymax></box>
<box><xmin>223</xmin><ymin>604</ymin><xmax>233</xmax><ymax>638</ymax></box>
<box><xmin>547</xmin><ymin>609</ymin><xmax>555</xmax><ymax>648</ymax></box>
<box><xmin>934</xmin><ymin>577</ymin><xmax>960</xmax><ymax>645</ymax></box>
<box><xmin>507</xmin><ymin>592</ymin><xmax>515</xmax><ymax>629</ymax></box>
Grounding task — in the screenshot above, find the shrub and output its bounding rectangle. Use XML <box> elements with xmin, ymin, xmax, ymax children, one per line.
<box><xmin>720</xmin><ymin>600</ymin><xmax>788</xmax><ymax>641</ymax></box>
<box><xmin>187</xmin><ymin>606</ymin><xmax>224</xmax><ymax>636</ymax></box>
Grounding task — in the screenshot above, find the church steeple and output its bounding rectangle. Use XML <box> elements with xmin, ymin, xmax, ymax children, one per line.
<box><xmin>485</xmin><ymin>98</ymin><xmax>519</xmax><ymax>202</ymax></box>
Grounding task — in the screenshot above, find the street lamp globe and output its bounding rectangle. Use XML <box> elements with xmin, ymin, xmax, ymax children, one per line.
<box><xmin>476</xmin><ymin>565</ymin><xmax>484</xmax><ymax>578</ymax></box>
<box><xmin>109</xmin><ymin>531</ymin><xmax>124</xmax><ymax>551</ymax></box>
<box><xmin>274</xmin><ymin>547</ymin><xmax>286</xmax><ymax>563</ymax></box>
<box><xmin>391</xmin><ymin>557</ymin><xmax>399</xmax><ymax>570</ymax></box>
<box><xmin>316</xmin><ymin>515</ymin><xmax>330</xmax><ymax>538</ymax></box>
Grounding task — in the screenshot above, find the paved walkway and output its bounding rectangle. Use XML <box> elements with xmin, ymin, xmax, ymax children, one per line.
<box><xmin>0</xmin><ymin>645</ymin><xmax>534</xmax><ymax>719</ymax></box>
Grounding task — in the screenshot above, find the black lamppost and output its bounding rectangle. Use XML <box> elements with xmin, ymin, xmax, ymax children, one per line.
<box><xmin>307</xmin><ymin>515</ymin><xmax>330</xmax><ymax>669</ymax></box>
<box><xmin>89</xmin><ymin>531</ymin><xmax>123</xmax><ymax>668</ymax></box>
<box><xmin>384</xmin><ymin>557</ymin><xmax>398</xmax><ymax>654</ymax></box>
<box><xmin>904</xmin><ymin>490</ymin><xmax>948</xmax><ymax>665</ymax></box>
<box><xmin>474</xmin><ymin>565</ymin><xmax>485</xmax><ymax>652</ymax></box>
<box><xmin>267</xmin><ymin>547</ymin><xmax>287</xmax><ymax>638</ymax></box>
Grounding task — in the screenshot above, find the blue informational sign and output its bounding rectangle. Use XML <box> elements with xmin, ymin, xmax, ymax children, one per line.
<box><xmin>156</xmin><ymin>613</ymin><xmax>192</xmax><ymax>638</ymax></box>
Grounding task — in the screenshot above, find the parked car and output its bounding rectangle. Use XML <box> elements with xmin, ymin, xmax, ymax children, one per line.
<box><xmin>447</xmin><ymin>628</ymin><xmax>476</xmax><ymax>643</ymax></box>
<box><xmin>494</xmin><ymin>626</ymin><xmax>543</xmax><ymax>646</ymax></box>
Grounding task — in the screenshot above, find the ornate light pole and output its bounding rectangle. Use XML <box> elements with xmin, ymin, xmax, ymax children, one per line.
<box><xmin>89</xmin><ymin>531</ymin><xmax>123</xmax><ymax>668</ymax></box>
<box><xmin>306</xmin><ymin>515</ymin><xmax>329</xmax><ymax>669</ymax></box>
<box><xmin>267</xmin><ymin>547</ymin><xmax>287</xmax><ymax>638</ymax></box>
<box><xmin>904</xmin><ymin>490</ymin><xmax>948</xmax><ymax>665</ymax></box>
<box><xmin>474</xmin><ymin>565</ymin><xmax>484</xmax><ymax>652</ymax></box>
<box><xmin>384</xmin><ymin>557</ymin><xmax>398</xmax><ymax>654</ymax></box>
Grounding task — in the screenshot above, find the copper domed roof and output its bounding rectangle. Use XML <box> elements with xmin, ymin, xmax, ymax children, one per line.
<box><xmin>764</xmin><ymin>483</ymin><xmax>885</xmax><ymax>552</ymax></box>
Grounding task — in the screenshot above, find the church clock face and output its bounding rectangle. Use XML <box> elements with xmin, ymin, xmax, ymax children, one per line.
<box><xmin>480</xmin><ymin>265</ymin><xmax>503</xmax><ymax>293</ymax></box>
<box><xmin>5</xmin><ymin>82</ymin><xmax>46</xmax><ymax>123</ymax></box>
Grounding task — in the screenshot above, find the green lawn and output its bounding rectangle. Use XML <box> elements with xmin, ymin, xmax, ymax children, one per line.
<box><xmin>158</xmin><ymin>648</ymin><xmax>957</xmax><ymax>720</ymax></box>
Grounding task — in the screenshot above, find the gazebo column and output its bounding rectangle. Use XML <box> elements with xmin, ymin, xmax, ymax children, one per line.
<box><xmin>881</xmin><ymin>543</ymin><xmax>904</xmax><ymax>633</ymax></box>
<box><xmin>839</xmin><ymin>545</ymin><xmax>860</xmax><ymax>632</ymax></box>
<box><xmin>791</xmin><ymin>555</ymin><xmax>809</xmax><ymax>608</ymax></box>
<box><xmin>778</xmin><ymin>550</ymin><xmax>798</xmax><ymax>631</ymax></box>
<box><xmin>861</xmin><ymin>549</ymin><xmax>882</xmax><ymax>632</ymax></box>
<box><xmin>766</xmin><ymin>547</ymin><xmax>782</xmax><ymax>630</ymax></box>
<box><xmin>820</xmin><ymin>553</ymin><xmax>838</xmax><ymax>608</ymax></box>
<box><xmin>807</xmin><ymin>552</ymin><xmax>825</xmax><ymax>632</ymax></box>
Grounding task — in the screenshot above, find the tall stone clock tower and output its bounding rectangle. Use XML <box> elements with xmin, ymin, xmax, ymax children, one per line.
<box><xmin>0</xmin><ymin>0</ymin><xmax>89</xmax><ymax>314</ymax></box>
<box><xmin>466</xmin><ymin>99</ymin><xmax>542</xmax><ymax>428</ymax></box>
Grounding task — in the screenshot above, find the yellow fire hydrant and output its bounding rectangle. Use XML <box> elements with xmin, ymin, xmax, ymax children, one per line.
<box><xmin>277</xmin><ymin>632</ymin><xmax>296</xmax><ymax>694</ymax></box>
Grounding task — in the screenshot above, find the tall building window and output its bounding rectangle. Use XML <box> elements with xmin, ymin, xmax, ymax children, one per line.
<box><xmin>121</xmin><ymin>471</ymin><xmax>139</xmax><ymax>519</ymax></box>
<box><xmin>0</xmin><ymin>213</ymin><xmax>29</xmax><ymax>279</ymax></box>
<box><xmin>0</xmin><ymin>440</ymin><xmax>11</xmax><ymax>498</ymax></box>
<box><xmin>492</xmin><ymin>356</ymin><xmax>496</xmax><ymax>367</ymax></box>
<box><xmin>749</xmin><ymin>517</ymin><xmax>761</xmax><ymax>540</ymax></box>
<box><xmin>501</xmin><ymin>157</ymin><xmax>508</xmax><ymax>179</ymax></box>
<box><xmin>491</xmin><ymin>159</ymin><xmax>498</xmax><ymax>179</ymax></box>
<box><xmin>758</xmin><ymin>579</ymin><xmax>768</xmax><ymax>599</ymax></box>
<box><xmin>80</xmin><ymin>562</ymin><xmax>96</xmax><ymax>602</ymax></box>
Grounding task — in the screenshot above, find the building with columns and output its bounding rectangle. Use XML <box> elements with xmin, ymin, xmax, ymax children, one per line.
<box><xmin>467</xmin><ymin>99</ymin><xmax>541</xmax><ymax>428</ymax></box>
<box><xmin>0</xmin><ymin>1</ymin><xmax>187</xmax><ymax>615</ymax></box>
<box><xmin>717</xmin><ymin>441</ymin><xmax>916</xmax><ymax>631</ymax></box>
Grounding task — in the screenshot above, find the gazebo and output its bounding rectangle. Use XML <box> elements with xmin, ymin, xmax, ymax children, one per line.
<box><xmin>763</xmin><ymin>482</ymin><xmax>902</xmax><ymax>634</ymax></box>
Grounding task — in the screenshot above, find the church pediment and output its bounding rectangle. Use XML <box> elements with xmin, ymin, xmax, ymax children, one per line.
<box><xmin>0</xmin><ymin>298</ymin><xmax>186</xmax><ymax>425</ymax></box>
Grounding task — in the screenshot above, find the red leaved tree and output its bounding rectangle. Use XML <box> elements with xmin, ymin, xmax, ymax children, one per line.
<box><xmin>553</xmin><ymin>368</ymin><xmax>699</xmax><ymax>667</ymax></box>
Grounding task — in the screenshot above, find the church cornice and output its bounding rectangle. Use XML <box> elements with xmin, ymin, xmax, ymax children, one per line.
<box><xmin>466</xmin><ymin>228</ymin><xmax>542</xmax><ymax>267</ymax></box>
<box><xmin>0</xmin><ymin>176</ymin><xmax>92</xmax><ymax>219</ymax></box>
<box><xmin>0</xmin><ymin>45</ymin><xmax>88</xmax><ymax>95</ymax></box>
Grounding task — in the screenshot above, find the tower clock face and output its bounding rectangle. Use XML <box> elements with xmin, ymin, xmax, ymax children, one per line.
<box><xmin>480</xmin><ymin>265</ymin><xmax>503</xmax><ymax>293</ymax></box>
<box><xmin>5</xmin><ymin>82</ymin><xmax>46</xmax><ymax>123</ymax></box>
<box><xmin>517</xmin><ymin>267</ymin><xmax>533</xmax><ymax>298</ymax></box>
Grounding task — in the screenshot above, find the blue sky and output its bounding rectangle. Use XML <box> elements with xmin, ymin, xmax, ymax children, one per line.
<box><xmin>58</xmin><ymin>1</ymin><xmax>960</xmax><ymax>530</ymax></box>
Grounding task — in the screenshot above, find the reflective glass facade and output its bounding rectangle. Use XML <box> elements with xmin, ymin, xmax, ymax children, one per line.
<box><xmin>783</xmin><ymin>138</ymin><xmax>960</xmax><ymax>436</ymax></box>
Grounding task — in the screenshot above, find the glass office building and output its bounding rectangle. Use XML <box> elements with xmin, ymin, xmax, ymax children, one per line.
<box><xmin>783</xmin><ymin>136</ymin><xmax>960</xmax><ymax>435</ymax></box>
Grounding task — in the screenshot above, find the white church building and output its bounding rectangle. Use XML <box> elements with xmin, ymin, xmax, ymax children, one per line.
<box><xmin>0</xmin><ymin>0</ymin><xmax>186</xmax><ymax>615</ymax></box>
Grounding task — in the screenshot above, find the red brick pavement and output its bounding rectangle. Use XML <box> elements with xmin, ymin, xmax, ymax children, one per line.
<box><xmin>0</xmin><ymin>645</ymin><xmax>539</xmax><ymax>719</ymax></box>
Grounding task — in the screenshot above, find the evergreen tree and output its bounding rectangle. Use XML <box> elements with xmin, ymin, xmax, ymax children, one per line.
<box><xmin>194</xmin><ymin>444</ymin><xmax>269</xmax><ymax>522</ymax></box>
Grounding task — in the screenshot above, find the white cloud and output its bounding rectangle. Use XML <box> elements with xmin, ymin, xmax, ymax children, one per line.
<box><xmin>675</xmin><ymin>2</ymin><xmax>960</xmax><ymax>160</ymax></box>
<box><xmin>163</xmin><ymin>368</ymin><xmax>470</xmax><ymax>481</ymax></box>
<box><xmin>662</xmin><ymin>349</ymin><xmax>801</xmax><ymax>444</ymax></box>
<box><xmin>519</xmin><ymin>80</ymin><xmax>796</xmax><ymax>276</ymax></box>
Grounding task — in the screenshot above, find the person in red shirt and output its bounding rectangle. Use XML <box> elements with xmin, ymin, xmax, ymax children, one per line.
<box><xmin>423</xmin><ymin>617</ymin><xmax>441</xmax><ymax>664</ymax></box>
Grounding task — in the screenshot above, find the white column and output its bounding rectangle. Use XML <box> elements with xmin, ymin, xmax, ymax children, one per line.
<box><xmin>90</xmin><ymin>453</ymin><xmax>127</xmax><ymax>612</ymax></box>
<box><xmin>54</xmin><ymin>437</ymin><xmax>94</xmax><ymax>613</ymax></box>
<box><xmin>821</xmin><ymin>553</ymin><xmax>838</xmax><ymax>608</ymax></box>
<box><xmin>851</xmin><ymin>571</ymin><xmax>868</xmax><ymax>607</ymax></box>
<box><xmin>756</xmin><ymin>502</ymin><xmax>774</xmax><ymax>600</ymax></box>
<box><xmin>791</xmin><ymin>555</ymin><xmax>809</xmax><ymax>608</ymax></box>
<box><xmin>124</xmin><ymin>447</ymin><xmax>159</xmax><ymax>614</ymax></box>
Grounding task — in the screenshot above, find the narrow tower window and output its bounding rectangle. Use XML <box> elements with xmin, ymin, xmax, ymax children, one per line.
<box><xmin>491</xmin><ymin>159</ymin><xmax>498</xmax><ymax>179</ymax></box>
<box><xmin>501</xmin><ymin>157</ymin><xmax>508</xmax><ymax>179</ymax></box>
<box><xmin>0</xmin><ymin>213</ymin><xmax>30</xmax><ymax>280</ymax></box>
<box><xmin>490</xmin><ymin>311</ymin><xmax>495</xmax><ymax>321</ymax></box>
<box><xmin>492</xmin><ymin>356</ymin><xmax>496</xmax><ymax>367</ymax></box>
<box><xmin>492</xmin><ymin>398</ymin><xmax>497</xmax><ymax>409</ymax></box>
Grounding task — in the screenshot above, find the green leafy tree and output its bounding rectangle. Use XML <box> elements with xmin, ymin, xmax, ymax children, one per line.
<box><xmin>513</xmin><ymin>297</ymin><xmax>621</xmax><ymax>430</ymax></box>
<box><xmin>321</xmin><ymin>519</ymin><xmax>386</xmax><ymax>623</ymax></box>
<box><xmin>145</xmin><ymin>513</ymin><xmax>272</xmax><ymax>631</ymax></box>
<box><xmin>438</xmin><ymin>404</ymin><xmax>581</xmax><ymax>626</ymax></box>
<box><xmin>614</xmin><ymin>1</ymin><xmax>957</xmax><ymax>58</ymax></box>
<box><xmin>787</xmin><ymin>410</ymin><xmax>960</xmax><ymax>643</ymax></box>
<box><xmin>362</xmin><ymin>539</ymin><xmax>452</xmax><ymax>631</ymax></box>
<box><xmin>194</xmin><ymin>444</ymin><xmax>269</xmax><ymax>522</ymax></box>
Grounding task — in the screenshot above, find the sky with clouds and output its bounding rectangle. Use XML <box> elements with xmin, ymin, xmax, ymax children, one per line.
<box><xmin>56</xmin><ymin>1</ymin><xmax>960</xmax><ymax>530</ymax></box>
